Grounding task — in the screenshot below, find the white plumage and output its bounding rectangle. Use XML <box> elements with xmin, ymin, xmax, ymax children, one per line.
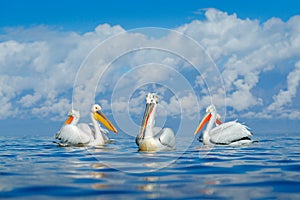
<box><xmin>194</xmin><ymin>104</ymin><xmax>253</xmax><ymax>145</ymax></box>
<box><xmin>136</xmin><ymin>93</ymin><xmax>176</xmax><ymax>151</ymax></box>
<box><xmin>55</xmin><ymin>104</ymin><xmax>117</xmax><ymax>147</ymax></box>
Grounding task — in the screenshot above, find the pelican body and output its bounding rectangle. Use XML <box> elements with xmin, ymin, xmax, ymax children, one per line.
<box><xmin>136</xmin><ymin>93</ymin><xmax>176</xmax><ymax>151</ymax></box>
<box><xmin>55</xmin><ymin>104</ymin><xmax>118</xmax><ymax>147</ymax></box>
<box><xmin>194</xmin><ymin>104</ymin><xmax>253</xmax><ymax>145</ymax></box>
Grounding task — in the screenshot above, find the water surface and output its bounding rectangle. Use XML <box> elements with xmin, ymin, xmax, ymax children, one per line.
<box><xmin>1</xmin><ymin>134</ymin><xmax>300</xmax><ymax>199</ymax></box>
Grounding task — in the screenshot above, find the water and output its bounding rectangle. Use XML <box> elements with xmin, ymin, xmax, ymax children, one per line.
<box><xmin>1</xmin><ymin>134</ymin><xmax>300</xmax><ymax>199</ymax></box>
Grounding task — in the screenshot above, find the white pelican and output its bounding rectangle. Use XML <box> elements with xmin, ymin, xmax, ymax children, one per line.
<box><xmin>194</xmin><ymin>104</ymin><xmax>253</xmax><ymax>145</ymax></box>
<box><xmin>55</xmin><ymin>104</ymin><xmax>118</xmax><ymax>146</ymax></box>
<box><xmin>136</xmin><ymin>93</ymin><xmax>176</xmax><ymax>151</ymax></box>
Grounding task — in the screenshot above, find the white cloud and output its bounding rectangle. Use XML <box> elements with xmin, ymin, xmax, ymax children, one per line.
<box><xmin>180</xmin><ymin>9</ymin><xmax>300</xmax><ymax>118</ymax></box>
<box><xmin>0</xmin><ymin>9</ymin><xmax>300</xmax><ymax>124</ymax></box>
<box><xmin>18</xmin><ymin>93</ymin><xmax>42</xmax><ymax>108</ymax></box>
<box><xmin>0</xmin><ymin>97</ymin><xmax>14</xmax><ymax>119</ymax></box>
<box><xmin>155</xmin><ymin>92</ymin><xmax>200</xmax><ymax>120</ymax></box>
<box><xmin>31</xmin><ymin>98</ymin><xmax>71</xmax><ymax>120</ymax></box>
<box><xmin>267</xmin><ymin>61</ymin><xmax>300</xmax><ymax>113</ymax></box>
<box><xmin>0</xmin><ymin>24</ymin><xmax>126</xmax><ymax>120</ymax></box>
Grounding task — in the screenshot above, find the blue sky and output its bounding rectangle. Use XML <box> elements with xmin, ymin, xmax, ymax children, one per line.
<box><xmin>1</xmin><ymin>0</ymin><xmax>300</xmax><ymax>137</ymax></box>
<box><xmin>1</xmin><ymin>0</ymin><xmax>300</xmax><ymax>30</ymax></box>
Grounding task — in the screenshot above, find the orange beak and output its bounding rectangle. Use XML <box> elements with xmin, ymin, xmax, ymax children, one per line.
<box><xmin>194</xmin><ymin>112</ymin><xmax>212</xmax><ymax>135</ymax></box>
<box><xmin>64</xmin><ymin>116</ymin><xmax>74</xmax><ymax>125</ymax></box>
<box><xmin>94</xmin><ymin>110</ymin><xmax>118</xmax><ymax>134</ymax></box>
<box><xmin>138</xmin><ymin>103</ymin><xmax>154</xmax><ymax>139</ymax></box>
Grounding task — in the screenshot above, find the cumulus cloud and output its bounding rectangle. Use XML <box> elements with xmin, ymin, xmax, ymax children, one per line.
<box><xmin>161</xmin><ymin>92</ymin><xmax>199</xmax><ymax>119</ymax></box>
<box><xmin>267</xmin><ymin>61</ymin><xmax>300</xmax><ymax>114</ymax></box>
<box><xmin>179</xmin><ymin>9</ymin><xmax>300</xmax><ymax>118</ymax></box>
<box><xmin>0</xmin><ymin>24</ymin><xmax>125</xmax><ymax>120</ymax></box>
<box><xmin>0</xmin><ymin>9</ymin><xmax>300</xmax><ymax>124</ymax></box>
<box><xmin>18</xmin><ymin>93</ymin><xmax>42</xmax><ymax>108</ymax></box>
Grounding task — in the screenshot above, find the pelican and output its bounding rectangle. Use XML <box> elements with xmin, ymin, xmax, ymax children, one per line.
<box><xmin>194</xmin><ymin>104</ymin><xmax>253</xmax><ymax>145</ymax></box>
<box><xmin>55</xmin><ymin>104</ymin><xmax>118</xmax><ymax>146</ymax></box>
<box><xmin>136</xmin><ymin>93</ymin><xmax>176</xmax><ymax>151</ymax></box>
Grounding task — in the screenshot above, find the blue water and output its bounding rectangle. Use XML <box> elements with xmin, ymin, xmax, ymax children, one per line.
<box><xmin>1</xmin><ymin>134</ymin><xmax>300</xmax><ymax>199</ymax></box>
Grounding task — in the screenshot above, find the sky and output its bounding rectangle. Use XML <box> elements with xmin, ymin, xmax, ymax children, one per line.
<box><xmin>1</xmin><ymin>0</ymin><xmax>300</xmax><ymax>137</ymax></box>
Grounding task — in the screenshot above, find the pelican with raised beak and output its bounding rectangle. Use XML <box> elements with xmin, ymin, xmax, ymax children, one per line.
<box><xmin>136</xmin><ymin>93</ymin><xmax>176</xmax><ymax>151</ymax></box>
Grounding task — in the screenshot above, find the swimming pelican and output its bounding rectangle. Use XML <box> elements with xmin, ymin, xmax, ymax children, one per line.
<box><xmin>55</xmin><ymin>104</ymin><xmax>118</xmax><ymax>146</ymax></box>
<box><xmin>194</xmin><ymin>104</ymin><xmax>253</xmax><ymax>145</ymax></box>
<box><xmin>136</xmin><ymin>93</ymin><xmax>176</xmax><ymax>151</ymax></box>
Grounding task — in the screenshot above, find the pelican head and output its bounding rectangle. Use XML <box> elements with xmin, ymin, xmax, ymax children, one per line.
<box><xmin>146</xmin><ymin>93</ymin><xmax>158</xmax><ymax>104</ymax></box>
<box><xmin>64</xmin><ymin>109</ymin><xmax>80</xmax><ymax>125</ymax></box>
<box><xmin>91</xmin><ymin>104</ymin><xmax>118</xmax><ymax>134</ymax></box>
<box><xmin>206</xmin><ymin>104</ymin><xmax>216</xmax><ymax>113</ymax></box>
<box><xmin>138</xmin><ymin>93</ymin><xmax>158</xmax><ymax>138</ymax></box>
<box><xmin>194</xmin><ymin>104</ymin><xmax>216</xmax><ymax>136</ymax></box>
<box><xmin>207</xmin><ymin>105</ymin><xmax>222</xmax><ymax>125</ymax></box>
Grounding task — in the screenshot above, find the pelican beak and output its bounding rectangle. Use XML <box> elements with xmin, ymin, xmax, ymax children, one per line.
<box><xmin>94</xmin><ymin>110</ymin><xmax>118</xmax><ymax>134</ymax></box>
<box><xmin>64</xmin><ymin>116</ymin><xmax>74</xmax><ymax>125</ymax></box>
<box><xmin>138</xmin><ymin>103</ymin><xmax>155</xmax><ymax>138</ymax></box>
<box><xmin>194</xmin><ymin>112</ymin><xmax>212</xmax><ymax>135</ymax></box>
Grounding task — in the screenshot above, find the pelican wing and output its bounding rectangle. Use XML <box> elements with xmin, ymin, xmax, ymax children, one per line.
<box><xmin>157</xmin><ymin>128</ymin><xmax>176</xmax><ymax>149</ymax></box>
<box><xmin>209</xmin><ymin>121</ymin><xmax>252</xmax><ymax>144</ymax></box>
<box><xmin>99</xmin><ymin>126</ymin><xmax>109</xmax><ymax>142</ymax></box>
<box><xmin>56</xmin><ymin>125</ymin><xmax>91</xmax><ymax>145</ymax></box>
<box><xmin>78</xmin><ymin>123</ymin><xmax>109</xmax><ymax>142</ymax></box>
<box><xmin>77</xmin><ymin>123</ymin><xmax>94</xmax><ymax>137</ymax></box>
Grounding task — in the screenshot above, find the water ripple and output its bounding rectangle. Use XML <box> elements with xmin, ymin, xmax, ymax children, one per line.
<box><xmin>0</xmin><ymin>135</ymin><xmax>300</xmax><ymax>199</ymax></box>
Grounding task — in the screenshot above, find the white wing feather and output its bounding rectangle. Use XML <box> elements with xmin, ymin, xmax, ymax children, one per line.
<box><xmin>157</xmin><ymin>128</ymin><xmax>176</xmax><ymax>149</ymax></box>
<box><xmin>55</xmin><ymin>125</ymin><xmax>91</xmax><ymax>145</ymax></box>
<box><xmin>209</xmin><ymin>120</ymin><xmax>252</xmax><ymax>144</ymax></box>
